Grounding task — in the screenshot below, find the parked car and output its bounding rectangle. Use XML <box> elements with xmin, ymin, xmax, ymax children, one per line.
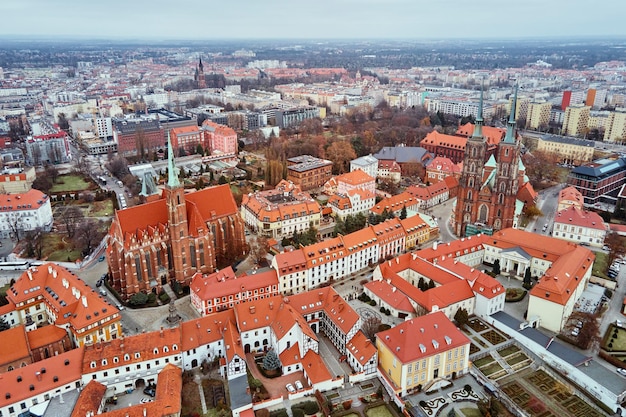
<box><xmin>617</xmin><ymin>368</ymin><xmax>626</xmax><ymax>377</ymax></box>
<box><xmin>99</xmin><ymin>289</ymin><xmax>107</xmax><ymax>296</ymax></box>
<box><xmin>140</xmin><ymin>397</ymin><xmax>154</xmax><ymax>404</ymax></box>
<box><xmin>96</xmin><ymin>279</ymin><xmax>103</xmax><ymax>287</ymax></box>
<box><xmin>98</xmin><ymin>255</ymin><xmax>106</xmax><ymax>262</ymax></box>
<box><xmin>616</xmin><ymin>320</ymin><xmax>623</xmax><ymax>327</ymax></box>
<box><xmin>295</xmin><ymin>380</ymin><xmax>303</xmax><ymax>390</ymax></box>
<box><xmin>143</xmin><ymin>385</ymin><xmax>156</xmax><ymax>397</ymax></box>
<box><xmin>603</xmin><ymin>245</ymin><xmax>611</xmax><ymax>251</ymax></box>
<box><xmin>286</xmin><ymin>383</ymin><xmax>296</xmax><ymax>394</ymax></box>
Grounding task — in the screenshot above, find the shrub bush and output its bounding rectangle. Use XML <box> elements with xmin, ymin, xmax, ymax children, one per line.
<box><xmin>269</xmin><ymin>409</ymin><xmax>288</xmax><ymax>417</ymax></box>
<box><xmin>369</xmin><ymin>300</ymin><xmax>376</xmax><ymax>306</ymax></box>
<box><xmin>291</xmin><ymin>408</ymin><xmax>304</xmax><ymax>417</ymax></box>
<box><xmin>300</xmin><ymin>401</ymin><xmax>319</xmax><ymax>415</ymax></box>
<box><xmin>159</xmin><ymin>292</ymin><xmax>171</xmax><ymax>304</ymax></box>
<box><xmin>129</xmin><ymin>292</ymin><xmax>148</xmax><ymax>306</ymax></box>
<box><xmin>380</xmin><ymin>307</ymin><xmax>386</xmax><ymax>313</ymax></box>
<box><xmin>147</xmin><ymin>293</ymin><xmax>157</xmax><ymax>304</ymax></box>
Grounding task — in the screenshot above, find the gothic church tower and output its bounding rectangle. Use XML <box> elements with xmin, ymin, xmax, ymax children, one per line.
<box><xmin>165</xmin><ymin>132</ymin><xmax>192</xmax><ymax>284</ymax></box>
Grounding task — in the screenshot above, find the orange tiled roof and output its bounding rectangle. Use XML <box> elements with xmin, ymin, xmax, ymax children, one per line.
<box><xmin>71</xmin><ymin>380</ymin><xmax>107</xmax><ymax>417</ymax></box>
<box><xmin>0</xmin><ymin>348</ymin><xmax>84</xmax><ymax>409</ymax></box>
<box><xmin>334</xmin><ymin>170</ymin><xmax>376</xmax><ymax>186</ymax></box>
<box><xmin>7</xmin><ymin>264</ymin><xmax>119</xmax><ymax>333</ymax></box>
<box><xmin>82</xmin><ymin>327</ymin><xmax>181</xmax><ymax>373</ymax></box>
<box><xmin>554</xmin><ymin>206</ymin><xmax>606</xmax><ymax>230</ymax></box>
<box><xmin>0</xmin><ymin>326</ymin><xmax>29</xmax><ymax>365</ymax></box>
<box><xmin>371</xmin><ymin>191</ymin><xmax>419</xmax><ymax>215</ymax></box>
<box><xmin>559</xmin><ymin>186</ymin><xmax>583</xmax><ymax>205</ymax></box>
<box><xmin>421</xmin><ymin>131</ymin><xmax>467</xmax><ymax>149</ymax></box>
<box><xmin>27</xmin><ymin>324</ymin><xmax>69</xmax><ymax>349</ymax></box>
<box><xmin>0</xmin><ymin>189</ymin><xmax>49</xmax><ymax>212</ymax></box>
<box><xmin>456</xmin><ymin>123</ymin><xmax>505</xmax><ymax>145</ymax></box>
<box><xmin>346</xmin><ymin>331</ymin><xmax>377</xmax><ymax>366</ymax></box>
<box><xmin>190</xmin><ymin>267</ymin><xmax>278</xmax><ymax>301</ymax></box>
<box><xmin>279</xmin><ymin>342</ymin><xmax>301</xmax><ymax>366</ymax></box>
<box><xmin>302</xmin><ymin>350</ymin><xmax>332</xmax><ymax>384</ymax></box>
<box><xmin>364</xmin><ymin>280</ymin><xmax>414</xmax><ymax>312</ymax></box>
<box><xmin>288</xmin><ymin>287</ymin><xmax>360</xmax><ymax>335</ymax></box>
<box><xmin>223</xmin><ymin>320</ymin><xmax>245</xmax><ymax>361</ymax></box>
<box><xmin>180</xmin><ymin>310</ymin><xmax>236</xmax><ymax>352</ymax></box>
<box><xmin>376</xmin><ymin>311</ymin><xmax>470</xmax><ymax>363</ymax></box>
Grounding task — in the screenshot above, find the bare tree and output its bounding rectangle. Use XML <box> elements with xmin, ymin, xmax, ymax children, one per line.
<box><xmin>361</xmin><ymin>316</ymin><xmax>382</xmax><ymax>342</ymax></box>
<box><xmin>45</xmin><ymin>165</ymin><xmax>60</xmax><ymax>184</ymax></box>
<box><xmin>6</xmin><ymin>213</ymin><xmax>23</xmax><ymax>241</ymax></box>
<box><xmin>106</xmin><ymin>156</ymin><xmax>130</xmax><ymax>180</ymax></box>
<box><xmin>248</xmin><ymin>236</ymin><xmax>268</xmax><ymax>265</ymax></box>
<box><xmin>59</xmin><ymin>206</ymin><xmax>84</xmax><ymax>238</ymax></box>
<box><xmin>74</xmin><ymin>219</ymin><xmax>105</xmax><ymax>256</ymax></box>
<box><xmin>23</xmin><ymin>228</ymin><xmax>44</xmax><ymax>259</ymax></box>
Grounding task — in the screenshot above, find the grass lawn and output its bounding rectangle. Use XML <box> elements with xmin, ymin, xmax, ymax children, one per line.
<box><xmin>592</xmin><ymin>251</ymin><xmax>610</xmax><ymax>280</ymax></box>
<box><xmin>460</xmin><ymin>408</ymin><xmax>483</xmax><ymax>417</ymax></box>
<box><xmin>602</xmin><ymin>325</ymin><xmax>626</xmax><ymax>351</ymax></box>
<box><xmin>479</xmin><ymin>362</ymin><xmax>503</xmax><ymax>376</ymax></box>
<box><xmin>473</xmin><ymin>356</ymin><xmax>494</xmax><ymax>368</ymax></box>
<box><xmin>365</xmin><ymin>405</ymin><xmax>394</xmax><ymax>417</ymax></box>
<box><xmin>504</xmin><ymin>353</ymin><xmax>529</xmax><ymax>366</ymax></box>
<box><xmin>41</xmin><ymin>233</ymin><xmax>81</xmax><ymax>262</ymax></box>
<box><xmin>50</xmin><ymin>174</ymin><xmax>92</xmax><ymax>193</ymax></box>
<box><xmin>498</xmin><ymin>345</ymin><xmax>520</xmax><ymax>357</ymax></box>
<box><xmin>87</xmin><ymin>200</ymin><xmax>114</xmax><ymax>217</ymax></box>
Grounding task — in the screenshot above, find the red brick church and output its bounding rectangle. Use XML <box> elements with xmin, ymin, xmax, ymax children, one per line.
<box><xmin>107</xmin><ymin>135</ymin><xmax>246</xmax><ymax>300</ymax></box>
<box><xmin>454</xmin><ymin>86</ymin><xmax>524</xmax><ymax>237</ymax></box>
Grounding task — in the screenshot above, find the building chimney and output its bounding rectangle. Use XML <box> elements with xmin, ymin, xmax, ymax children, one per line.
<box><xmin>160</xmin><ymin>327</ymin><xmax>164</xmax><ymax>337</ymax></box>
<box><xmin>249</xmin><ymin>305</ymin><xmax>256</xmax><ymax>314</ymax></box>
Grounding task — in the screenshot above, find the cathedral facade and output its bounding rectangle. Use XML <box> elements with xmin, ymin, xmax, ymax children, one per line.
<box><xmin>454</xmin><ymin>87</ymin><xmax>522</xmax><ymax>237</ymax></box>
<box><xmin>107</xmin><ymin>136</ymin><xmax>246</xmax><ymax>301</ymax></box>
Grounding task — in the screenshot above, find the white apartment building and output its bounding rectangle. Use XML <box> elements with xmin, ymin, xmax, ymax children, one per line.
<box><xmin>0</xmin><ymin>189</ymin><xmax>53</xmax><ymax>238</ymax></box>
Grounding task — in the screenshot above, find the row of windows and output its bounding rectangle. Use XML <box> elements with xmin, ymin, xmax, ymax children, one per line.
<box><xmin>89</xmin><ymin>345</ymin><xmax>178</xmax><ymax>368</ymax></box>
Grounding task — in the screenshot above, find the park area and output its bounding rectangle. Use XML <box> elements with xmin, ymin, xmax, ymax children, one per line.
<box><xmin>600</xmin><ymin>323</ymin><xmax>626</xmax><ymax>363</ymax></box>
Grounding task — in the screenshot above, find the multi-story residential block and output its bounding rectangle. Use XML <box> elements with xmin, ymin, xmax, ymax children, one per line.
<box><xmin>286</xmin><ymin>155</ymin><xmax>333</xmax><ymax>191</ymax></box>
<box><xmin>95</xmin><ymin>117</ymin><xmax>113</xmax><ymax>140</ymax></box>
<box><xmin>169</xmin><ymin>125</ymin><xmax>203</xmax><ymax>155</ymax></box>
<box><xmin>535</xmin><ymin>134</ymin><xmax>595</xmax><ymax>165</ymax></box>
<box><xmin>562</xmin><ymin>104</ymin><xmax>591</xmax><ymax>137</ymax></box>
<box><xmin>202</xmin><ymin>120</ymin><xmax>238</xmax><ymax>157</ymax></box>
<box><xmin>189</xmin><ymin>267</ymin><xmax>279</xmax><ymax>315</ymax></box>
<box><xmin>553</xmin><ymin>206</ymin><xmax>607</xmax><ymax>247</ymax></box>
<box><xmin>557</xmin><ymin>186</ymin><xmax>584</xmax><ymax>212</ymax></box>
<box><xmin>377</xmin><ymin>311</ymin><xmax>470</xmax><ymax>397</ymax></box>
<box><xmin>604</xmin><ymin>108</ymin><xmax>626</xmax><ymax>142</ymax></box>
<box><xmin>377</xmin><ymin>160</ymin><xmax>402</xmax><ymax>183</ymax></box>
<box><xmin>371</xmin><ymin>218</ymin><xmax>406</xmax><ymax>261</ymax></box>
<box><xmin>0</xmin><ymin>189</ymin><xmax>53</xmax><ymax>238</ymax></box>
<box><xmin>5</xmin><ymin>263</ymin><xmax>122</xmax><ymax>347</ymax></box>
<box><xmin>509</xmin><ymin>95</ymin><xmax>530</xmax><ymax>123</ymax></box>
<box><xmin>526</xmin><ymin>101</ymin><xmax>552</xmax><ymax>129</ymax></box>
<box><xmin>113</xmin><ymin>118</ymin><xmax>164</xmax><ymax>156</ymax></box>
<box><xmin>25</xmin><ymin>131</ymin><xmax>71</xmax><ymax>165</ymax></box>
<box><xmin>327</xmin><ymin>189</ymin><xmax>376</xmax><ymax>220</ymax></box>
<box><xmin>567</xmin><ymin>157</ymin><xmax>626</xmax><ymax>206</ymax></box>
<box><xmin>275</xmin><ymin>107</ymin><xmax>320</xmax><ymax>128</ymax></box>
<box><xmin>0</xmin><ymin>349</ymin><xmax>84</xmax><ymax>417</ymax></box>
<box><xmin>0</xmin><ymin>167</ymin><xmax>36</xmax><ymax>194</ymax></box>
<box><xmin>350</xmin><ymin>154</ymin><xmax>379</xmax><ymax>179</ymax></box>
<box><xmin>240</xmin><ymin>180</ymin><xmax>321</xmax><ymax>239</ymax></box>
<box><xmin>345</xmin><ymin>330</ymin><xmax>378</xmax><ymax>376</ymax></box>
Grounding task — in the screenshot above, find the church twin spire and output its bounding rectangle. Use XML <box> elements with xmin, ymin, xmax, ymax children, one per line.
<box><xmin>166</xmin><ymin>130</ymin><xmax>180</xmax><ymax>188</ymax></box>
<box><xmin>470</xmin><ymin>78</ymin><xmax>485</xmax><ymax>141</ymax></box>
<box><xmin>503</xmin><ymin>85</ymin><xmax>519</xmax><ymax>144</ymax></box>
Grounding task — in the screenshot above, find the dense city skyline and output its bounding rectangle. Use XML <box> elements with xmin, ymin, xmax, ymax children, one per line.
<box><xmin>2</xmin><ymin>0</ymin><xmax>626</xmax><ymax>41</ymax></box>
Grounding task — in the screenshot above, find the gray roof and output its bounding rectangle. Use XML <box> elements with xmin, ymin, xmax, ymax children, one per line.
<box><xmin>570</xmin><ymin>158</ymin><xmax>626</xmax><ymax>179</ymax></box>
<box><xmin>228</xmin><ymin>374</ymin><xmax>252</xmax><ymax>411</ymax></box>
<box><xmin>373</xmin><ymin>146</ymin><xmax>433</xmax><ymax>165</ymax></box>
<box><xmin>500</xmin><ymin>246</ymin><xmax>532</xmax><ymax>260</ymax></box>
<box><xmin>351</xmin><ymin>154</ymin><xmax>378</xmax><ymax>167</ymax></box>
<box><xmin>540</xmin><ymin>134</ymin><xmax>595</xmax><ymax>148</ymax></box>
<box><xmin>113</xmin><ymin>119</ymin><xmax>161</xmax><ymax>134</ymax></box>
<box><xmin>287</xmin><ymin>155</ymin><xmax>332</xmax><ymax>172</ymax></box>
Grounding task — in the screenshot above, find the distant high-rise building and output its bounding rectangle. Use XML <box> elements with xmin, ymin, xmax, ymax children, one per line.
<box><xmin>562</xmin><ymin>91</ymin><xmax>572</xmax><ymax>109</ymax></box>
<box><xmin>604</xmin><ymin>109</ymin><xmax>626</xmax><ymax>142</ymax></box>
<box><xmin>586</xmin><ymin>89</ymin><xmax>597</xmax><ymax>107</ymax></box>
<box><xmin>562</xmin><ymin>105</ymin><xmax>591</xmax><ymax>137</ymax></box>
<box><xmin>526</xmin><ymin>101</ymin><xmax>551</xmax><ymax>130</ymax></box>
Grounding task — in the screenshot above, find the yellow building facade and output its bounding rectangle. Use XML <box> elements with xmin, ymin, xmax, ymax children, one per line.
<box><xmin>562</xmin><ymin>105</ymin><xmax>591</xmax><ymax>137</ymax></box>
<box><xmin>526</xmin><ymin>101</ymin><xmax>551</xmax><ymax>130</ymax></box>
<box><xmin>604</xmin><ymin>109</ymin><xmax>626</xmax><ymax>143</ymax></box>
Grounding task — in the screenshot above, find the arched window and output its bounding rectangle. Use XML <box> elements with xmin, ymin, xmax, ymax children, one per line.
<box><xmin>498</xmin><ymin>194</ymin><xmax>504</xmax><ymax>205</ymax></box>
<box><xmin>500</xmin><ymin>183</ymin><xmax>506</xmax><ymax>193</ymax></box>
<box><xmin>497</xmin><ymin>209</ymin><xmax>501</xmax><ymax>217</ymax></box>
<box><xmin>464</xmin><ymin>213</ymin><xmax>471</xmax><ymax>223</ymax></box>
<box><xmin>467</xmin><ymin>191</ymin><xmax>472</xmax><ymax>200</ymax></box>
<box><xmin>468</xmin><ymin>177</ymin><xmax>474</xmax><ymax>188</ymax></box>
<box><xmin>479</xmin><ymin>205</ymin><xmax>488</xmax><ymax>223</ymax></box>
<box><xmin>472</xmin><ymin>147</ymin><xmax>477</xmax><ymax>157</ymax></box>
<box><xmin>494</xmin><ymin>219</ymin><xmax>502</xmax><ymax>229</ymax></box>
<box><xmin>470</xmin><ymin>163</ymin><xmax>475</xmax><ymax>173</ymax></box>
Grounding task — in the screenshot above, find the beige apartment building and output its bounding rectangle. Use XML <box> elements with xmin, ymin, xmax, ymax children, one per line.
<box><xmin>562</xmin><ymin>104</ymin><xmax>591</xmax><ymax>137</ymax></box>
<box><xmin>535</xmin><ymin>134</ymin><xmax>595</xmax><ymax>165</ymax></box>
<box><xmin>604</xmin><ymin>109</ymin><xmax>626</xmax><ymax>142</ymax></box>
<box><xmin>525</xmin><ymin>101</ymin><xmax>551</xmax><ymax>130</ymax></box>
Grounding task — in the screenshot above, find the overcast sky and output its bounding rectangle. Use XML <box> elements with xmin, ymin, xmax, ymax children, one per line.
<box><xmin>1</xmin><ymin>0</ymin><xmax>625</xmax><ymax>40</ymax></box>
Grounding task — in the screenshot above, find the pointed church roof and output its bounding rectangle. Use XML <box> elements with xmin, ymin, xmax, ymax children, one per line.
<box><xmin>482</xmin><ymin>168</ymin><xmax>496</xmax><ymax>190</ymax></box>
<box><xmin>503</xmin><ymin>85</ymin><xmax>518</xmax><ymax>144</ymax></box>
<box><xmin>166</xmin><ymin>131</ymin><xmax>180</xmax><ymax>188</ymax></box>
<box><xmin>485</xmin><ymin>154</ymin><xmax>497</xmax><ymax>168</ymax></box>
<box><xmin>518</xmin><ymin>158</ymin><xmax>526</xmax><ymax>171</ymax></box>
<box><xmin>470</xmin><ymin>80</ymin><xmax>485</xmax><ymax>141</ymax></box>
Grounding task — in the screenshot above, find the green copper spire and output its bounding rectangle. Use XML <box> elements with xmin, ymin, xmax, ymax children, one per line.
<box><xmin>166</xmin><ymin>130</ymin><xmax>180</xmax><ymax>188</ymax></box>
<box><xmin>471</xmin><ymin>78</ymin><xmax>484</xmax><ymax>140</ymax></box>
<box><xmin>504</xmin><ymin>85</ymin><xmax>518</xmax><ymax>144</ymax></box>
